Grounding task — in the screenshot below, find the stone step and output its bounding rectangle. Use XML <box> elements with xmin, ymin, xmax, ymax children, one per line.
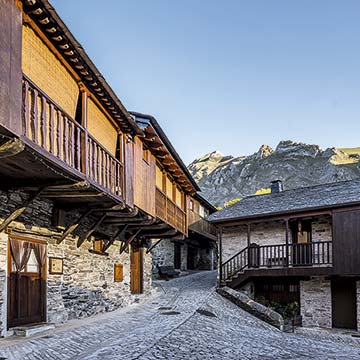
<box><xmin>11</xmin><ymin>323</ymin><xmax>55</xmax><ymax>337</ymax></box>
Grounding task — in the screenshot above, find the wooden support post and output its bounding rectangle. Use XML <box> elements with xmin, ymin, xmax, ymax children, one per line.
<box><xmin>218</xmin><ymin>226</ymin><xmax>223</xmax><ymax>285</ymax></box>
<box><xmin>285</xmin><ymin>218</ymin><xmax>289</xmax><ymax>267</ymax></box>
<box><xmin>119</xmin><ymin>229</ymin><xmax>142</xmax><ymax>255</ymax></box>
<box><xmin>77</xmin><ymin>213</ymin><xmax>107</xmax><ymax>248</ymax></box>
<box><xmin>102</xmin><ymin>224</ymin><xmax>129</xmax><ymax>252</ymax></box>
<box><xmin>146</xmin><ymin>238</ymin><xmax>163</xmax><ymax>254</ymax></box>
<box><xmin>247</xmin><ymin>223</ymin><xmax>251</xmax><ymax>247</ymax></box>
<box><xmin>0</xmin><ymin>189</ymin><xmax>43</xmax><ymax>233</ymax></box>
<box><xmin>57</xmin><ymin>209</ymin><xmax>92</xmax><ymax>244</ymax></box>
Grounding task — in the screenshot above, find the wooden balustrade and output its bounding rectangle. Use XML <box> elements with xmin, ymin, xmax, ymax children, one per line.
<box><xmin>155</xmin><ymin>188</ymin><xmax>186</xmax><ymax>234</ymax></box>
<box><xmin>221</xmin><ymin>241</ymin><xmax>333</xmax><ymax>281</ymax></box>
<box><xmin>22</xmin><ymin>75</ymin><xmax>123</xmax><ymax>198</ymax></box>
<box><xmin>188</xmin><ymin>209</ymin><xmax>217</xmax><ymax>237</ymax></box>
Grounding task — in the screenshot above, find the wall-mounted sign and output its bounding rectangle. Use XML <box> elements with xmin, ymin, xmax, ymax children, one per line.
<box><xmin>49</xmin><ymin>257</ymin><xmax>63</xmax><ymax>275</ymax></box>
<box><xmin>114</xmin><ymin>263</ymin><xmax>123</xmax><ymax>282</ymax></box>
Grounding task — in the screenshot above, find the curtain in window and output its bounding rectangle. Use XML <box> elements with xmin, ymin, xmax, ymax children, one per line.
<box><xmin>9</xmin><ymin>238</ymin><xmax>32</xmax><ymax>273</ymax></box>
<box><xmin>33</xmin><ymin>242</ymin><xmax>47</xmax><ymax>270</ymax></box>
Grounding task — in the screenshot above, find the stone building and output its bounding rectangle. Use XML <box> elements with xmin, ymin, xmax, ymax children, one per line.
<box><xmin>0</xmin><ymin>0</ymin><xmax>209</xmax><ymax>336</ymax></box>
<box><xmin>209</xmin><ymin>179</ymin><xmax>360</xmax><ymax>331</ymax></box>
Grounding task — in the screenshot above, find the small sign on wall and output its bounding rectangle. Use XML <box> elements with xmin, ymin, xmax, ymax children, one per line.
<box><xmin>49</xmin><ymin>257</ymin><xmax>63</xmax><ymax>275</ymax></box>
<box><xmin>114</xmin><ymin>263</ymin><xmax>123</xmax><ymax>282</ymax></box>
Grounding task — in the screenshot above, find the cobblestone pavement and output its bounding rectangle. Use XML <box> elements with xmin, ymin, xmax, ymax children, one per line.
<box><xmin>1</xmin><ymin>271</ymin><xmax>360</xmax><ymax>359</ymax></box>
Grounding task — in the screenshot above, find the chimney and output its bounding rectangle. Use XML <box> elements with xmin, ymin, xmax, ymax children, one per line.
<box><xmin>271</xmin><ymin>180</ymin><xmax>283</xmax><ymax>194</ymax></box>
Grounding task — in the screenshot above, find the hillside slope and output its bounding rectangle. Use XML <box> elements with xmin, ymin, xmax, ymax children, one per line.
<box><xmin>188</xmin><ymin>141</ymin><xmax>360</xmax><ymax>207</ymax></box>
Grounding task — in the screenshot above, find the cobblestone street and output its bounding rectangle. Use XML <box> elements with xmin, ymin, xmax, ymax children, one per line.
<box><xmin>0</xmin><ymin>271</ymin><xmax>360</xmax><ymax>360</ymax></box>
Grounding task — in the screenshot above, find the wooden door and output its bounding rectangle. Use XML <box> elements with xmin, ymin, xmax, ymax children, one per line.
<box><xmin>187</xmin><ymin>245</ymin><xmax>196</xmax><ymax>270</ymax></box>
<box><xmin>8</xmin><ymin>240</ymin><xmax>46</xmax><ymax>328</ymax></box>
<box><xmin>332</xmin><ymin>278</ymin><xmax>357</xmax><ymax>330</ymax></box>
<box><xmin>174</xmin><ymin>243</ymin><xmax>181</xmax><ymax>270</ymax></box>
<box><xmin>130</xmin><ymin>245</ymin><xmax>143</xmax><ymax>294</ymax></box>
<box><xmin>291</xmin><ymin>220</ymin><xmax>312</xmax><ymax>266</ymax></box>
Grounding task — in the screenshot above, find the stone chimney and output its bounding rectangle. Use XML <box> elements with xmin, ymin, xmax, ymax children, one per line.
<box><xmin>271</xmin><ymin>180</ymin><xmax>283</xmax><ymax>194</ymax></box>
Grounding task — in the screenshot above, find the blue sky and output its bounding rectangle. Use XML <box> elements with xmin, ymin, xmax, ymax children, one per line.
<box><xmin>51</xmin><ymin>0</ymin><xmax>360</xmax><ymax>164</ymax></box>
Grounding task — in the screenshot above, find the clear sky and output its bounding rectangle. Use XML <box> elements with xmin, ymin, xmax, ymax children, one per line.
<box><xmin>51</xmin><ymin>0</ymin><xmax>360</xmax><ymax>164</ymax></box>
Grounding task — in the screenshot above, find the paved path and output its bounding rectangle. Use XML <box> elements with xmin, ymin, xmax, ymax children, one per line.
<box><xmin>1</xmin><ymin>271</ymin><xmax>360</xmax><ymax>359</ymax></box>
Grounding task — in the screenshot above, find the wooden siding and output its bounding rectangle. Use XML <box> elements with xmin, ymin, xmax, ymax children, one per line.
<box><xmin>22</xmin><ymin>24</ymin><xmax>79</xmax><ymax>119</ymax></box>
<box><xmin>0</xmin><ymin>0</ymin><xmax>22</xmax><ymax>135</ymax></box>
<box><xmin>87</xmin><ymin>97</ymin><xmax>118</xmax><ymax>156</ymax></box>
<box><xmin>124</xmin><ymin>137</ymin><xmax>134</xmax><ymax>207</ymax></box>
<box><xmin>333</xmin><ymin>209</ymin><xmax>360</xmax><ymax>275</ymax></box>
<box><xmin>133</xmin><ymin>138</ymin><xmax>156</xmax><ymax>216</ymax></box>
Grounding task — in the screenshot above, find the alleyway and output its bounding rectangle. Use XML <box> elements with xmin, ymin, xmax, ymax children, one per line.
<box><xmin>0</xmin><ymin>271</ymin><xmax>359</xmax><ymax>360</ymax></box>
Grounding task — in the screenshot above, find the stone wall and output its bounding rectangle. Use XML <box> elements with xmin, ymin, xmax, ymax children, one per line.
<box><xmin>151</xmin><ymin>239</ymin><xmax>174</xmax><ymax>276</ymax></box>
<box><xmin>300</xmin><ymin>277</ymin><xmax>332</xmax><ymax>328</ymax></box>
<box><xmin>180</xmin><ymin>243</ymin><xmax>187</xmax><ymax>271</ymax></box>
<box><xmin>222</xmin><ymin>216</ymin><xmax>332</xmax><ymax>263</ymax></box>
<box><xmin>0</xmin><ymin>190</ymin><xmax>153</xmax><ymax>332</ymax></box>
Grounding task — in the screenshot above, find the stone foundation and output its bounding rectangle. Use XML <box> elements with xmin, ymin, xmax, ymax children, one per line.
<box><xmin>0</xmin><ymin>190</ymin><xmax>153</xmax><ymax>333</ymax></box>
<box><xmin>300</xmin><ymin>277</ymin><xmax>331</xmax><ymax>328</ymax></box>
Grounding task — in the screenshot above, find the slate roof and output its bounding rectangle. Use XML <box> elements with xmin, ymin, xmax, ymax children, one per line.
<box><xmin>207</xmin><ymin>179</ymin><xmax>360</xmax><ymax>223</ymax></box>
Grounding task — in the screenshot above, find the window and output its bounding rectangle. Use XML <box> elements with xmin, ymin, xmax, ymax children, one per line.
<box><xmin>189</xmin><ymin>199</ymin><xmax>194</xmax><ymax>211</ymax></box>
<box><xmin>291</xmin><ymin>220</ymin><xmax>312</xmax><ymax>244</ymax></box>
<box><xmin>199</xmin><ymin>205</ymin><xmax>205</xmax><ymax>218</ymax></box>
<box><xmin>93</xmin><ymin>240</ymin><xmax>103</xmax><ymax>253</ymax></box>
<box><xmin>143</xmin><ymin>147</ymin><xmax>149</xmax><ymax>164</ymax></box>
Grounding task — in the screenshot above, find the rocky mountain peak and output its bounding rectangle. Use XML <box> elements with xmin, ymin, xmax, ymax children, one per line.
<box><xmin>189</xmin><ymin>141</ymin><xmax>360</xmax><ymax>207</ymax></box>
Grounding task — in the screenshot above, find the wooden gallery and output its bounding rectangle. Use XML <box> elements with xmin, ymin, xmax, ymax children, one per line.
<box><xmin>0</xmin><ymin>0</ymin><xmax>215</xmax><ymax>335</ymax></box>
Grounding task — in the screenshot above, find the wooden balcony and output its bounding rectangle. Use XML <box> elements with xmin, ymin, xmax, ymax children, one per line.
<box><xmin>188</xmin><ymin>210</ymin><xmax>217</xmax><ymax>240</ymax></box>
<box><xmin>155</xmin><ymin>188</ymin><xmax>187</xmax><ymax>235</ymax></box>
<box><xmin>22</xmin><ymin>75</ymin><xmax>124</xmax><ymax>199</ymax></box>
<box><xmin>222</xmin><ymin>241</ymin><xmax>333</xmax><ymax>284</ymax></box>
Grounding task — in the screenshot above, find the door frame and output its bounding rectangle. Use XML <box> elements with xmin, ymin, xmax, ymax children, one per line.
<box><xmin>331</xmin><ymin>277</ymin><xmax>357</xmax><ymax>330</ymax></box>
<box><xmin>130</xmin><ymin>244</ymin><xmax>143</xmax><ymax>294</ymax></box>
<box><xmin>7</xmin><ymin>235</ymin><xmax>47</xmax><ymax>329</ymax></box>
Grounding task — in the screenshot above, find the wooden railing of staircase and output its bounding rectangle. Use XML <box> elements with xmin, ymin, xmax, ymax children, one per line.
<box><xmin>221</xmin><ymin>241</ymin><xmax>332</xmax><ymax>282</ymax></box>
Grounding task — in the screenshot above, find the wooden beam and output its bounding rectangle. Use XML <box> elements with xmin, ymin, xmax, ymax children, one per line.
<box><xmin>77</xmin><ymin>213</ymin><xmax>107</xmax><ymax>248</ymax></box>
<box><xmin>0</xmin><ymin>189</ymin><xmax>43</xmax><ymax>233</ymax></box>
<box><xmin>119</xmin><ymin>229</ymin><xmax>142</xmax><ymax>255</ymax></box>
<box><xmin>57</xmin><ymin>209</ymin><xmax>92</xmax><ymax>244</ymax></box>
<box><xmin>140</xmin><ymin>229</ymin><xmax>177</xmax><ymax>238</ymax></box>
<box><xmin>0</xmin><ymin>138</ymin><xmax>25</xmax><ymax>158</ymax></box>
<box><xmin>146</xmin><ymin>239</ymin><xmax>163</xmax><ymax>254</ymax></box>
<box><xmin>102</xmin><ymin>224</ymin><xmax>129</xmax><ymax>252</ymax></box>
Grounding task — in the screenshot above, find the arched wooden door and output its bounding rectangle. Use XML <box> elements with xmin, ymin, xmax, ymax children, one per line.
<box><xmin>7</xmin><ymin>237</ymin><xmax>47</xmax><ymax>328</ymax></box>
<box><xmin>130</xmin><ymin>245</ymin><xmax>143</xmax><ymax>294</ymax></box>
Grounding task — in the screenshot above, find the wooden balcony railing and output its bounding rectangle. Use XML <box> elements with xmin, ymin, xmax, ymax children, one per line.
<box><xmin>221</xmin><ymin>241</ymin><xmax>332</xmax><ymax>282</ymax></box>
<box><xmin>188</xmin><ymin>210</ymin><xmax>217</xmax><ymax>238</ymax></box>
<box><xmin>22</xmin><ymin>75</ymin><xmax>123</xmax><ymax>198</ymax></box>
<box><xmin>155</xmin><ymin>188</ymin><xmax>186</xmax><ymax>235</ymax></box>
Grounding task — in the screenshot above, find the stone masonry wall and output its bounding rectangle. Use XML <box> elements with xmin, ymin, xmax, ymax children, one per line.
<box><xmin>0</xmin><ymin>190</ymin><xmax>153</xmax><ymax>332</ymax></box>
<box><xmin>151</xmin><ymin>239</ymin><xmax>174</xmax><ymax>276</ymax></box>
<box><xmin>300</xmin><ymin>277</ymin><xmax>332</xmax><ymax>328</ymax></box>
<box><xmin>222</xmin><ymin>216</ymin><xmax>332</xmax><ymax>264</ymax></box>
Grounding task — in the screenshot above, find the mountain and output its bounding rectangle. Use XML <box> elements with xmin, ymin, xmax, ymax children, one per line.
<box><xmin>188</xmin><ymin>141</ymin><xmax>360</xmax><ymax>207</ymax></box>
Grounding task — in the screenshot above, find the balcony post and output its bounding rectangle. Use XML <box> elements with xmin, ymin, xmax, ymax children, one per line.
<box><xmin>218</xmin><ymin>225</ymin><xmax>223</xmax><ymax>286</ymax></box>
<box><xmin>285</xmin><ymin>218</ymin><xmax>289</xmax><ymax>267</ymax></box>
<box><xmin>80</xmin><ymin>88</ymin><xmax>89</xmax><ymax>176</ymax></box>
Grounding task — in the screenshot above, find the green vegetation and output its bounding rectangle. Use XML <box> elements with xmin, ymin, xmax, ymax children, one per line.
<box><xmin>340</xmin><ymin>147</ymin><xmax>360</xmax><ymax>155</ymax></box>
<box><xmin>223</xmin><ymin>198</ymin><xmax>241</xmax><ymax>208</ymax></box>
<box><xmin>254</xmin><ymin>187</ymin><xmax>271</xmax><ymax>195</ymax></box>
